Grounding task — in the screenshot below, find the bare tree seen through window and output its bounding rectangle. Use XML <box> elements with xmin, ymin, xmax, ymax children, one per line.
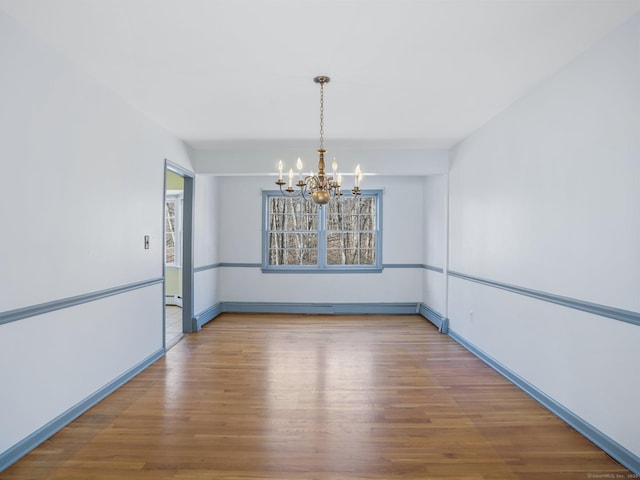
<box><xmin>266</xmin><ymin>194</ymin><xmax>377</xmax><ymax>267</ymax></box>
<box><xmin>165</xmin><ymin>201</ymin><xmax>176</xmax><ymax>264</ymax></box>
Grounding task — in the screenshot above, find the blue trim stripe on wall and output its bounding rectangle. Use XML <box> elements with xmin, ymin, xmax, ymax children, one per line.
<box><xmin>219</xmin><ymin>262</ymin><xmax>262</xmax><ymax>268</ymax></box>
<box><xmin>448</xmin><ymin>270</ymin><xmax>640</xmax><ymax>327</ymax></box>
<box><xmin>194</xmin><ymin>263</ymin><xmax>221</xmax><ymax>272</ymax></box>
<box><xmin>422</xmin><ymin>264</ymin><xmax>444</xmax><ymax>273</ymax></box>
<box><xmin>0</xmin><ymin>277</ymin><xmax>164</xmax><ymax>326</ymax></box>
<box><xmin>194</xmin><ymin>263</ymin><xmax>260</xmax><ymax>272</ymax></box>
<box><xmin>383</xmin><ymin>263</ymin><xmax>424</xmax><ymax>269</ymax></box>
<box><xmin>381</xmin><ymin>264</ymin><xmax>444</xmax><ymax>272</ymax></box>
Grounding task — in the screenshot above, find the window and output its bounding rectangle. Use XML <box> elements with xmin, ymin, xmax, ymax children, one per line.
<box><xmin>263</xmin><ymin>190</ymin><xmax>382</xmax><ymax>271</ymax></box>
<box><xmin>165</xmin><ymin>193</ymin><xmax>183</xmax><ymax>266</ymax></box>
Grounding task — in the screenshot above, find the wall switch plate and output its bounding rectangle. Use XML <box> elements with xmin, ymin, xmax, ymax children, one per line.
<box><xmin>144</xmin><ymin>235</ymin><xmax>150</xmax><ymax>249</ymax></box>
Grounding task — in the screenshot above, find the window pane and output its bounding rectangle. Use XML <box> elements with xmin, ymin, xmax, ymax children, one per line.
<box><xmin>326</xmin><ymin>232</ymin><xmax>341</xmax><ymax>249</ymax></box>
<box><xmin>282</xmin><ymin>233</ymin><xmax>317</xmax><ymax>249</ymax></box>
<box><xmin>326</xmin><ymin>249</ymin><xmax>345</xmax><ymax>265</ymax></box>
<box><xmin>343</xmin><ymin>216</ymin><xmax>357</xmax><ymax>231</ymax></box>
<box><xmin>327</xmin><ymin>198</ymin><xmax>376</xmax><ymax>231</ymax></box>
<box><xmin>359</xmin><ymin>232</ymin><xmax>376</xmax><ymax>249</ymax></box>
<box><xmin>360</xmin><ymin>249</ymin><xmax>376</xmax><ymax>265</ymax></box>
<box><xmin>324</xmin><ymin>195</ymin><xmax>377</xmax><ymax>266</ymax></box>
<box><xmin>284</xmin><ymin>249</ymin><xmax>298</xmax><ymax>264</ymax></box>
<box><xmin>304</xmin><ymin>215</ymin><xmax>318</xmax><ymax>230</ymax></box>
<box><xmin>269</xmin><ymin>248</ymin><xmax>317</xmax><ymax>265</ymax></box>
<box><xmin>265</xmin><ymin>192</ymin><xmax>379</xmax><ymax>269</ymax></box>
<box><xmin>268</xmin><ymin>248</ymin><xmax>283</xmax><ymax>265</ymax></box>
<box><xmin>302</xmin><ymin>248</ymin><xmax>318</xmax><ymax>264</ymax></box>
<box><xmin>165</xmin><ymin>201</ymin><xmax>177</xmax><ymax>264</ymax></box>
<box><xmin>268</xmin><ymin>214</ymin><xmax>317</xmax><ymax>231</ymax></box>
<box><xmin>364</xmin><ymin>214</ymin><xmax>374</xmax><ymax>228</ymax></box>
<box><xmin>270</xmin><ymin>248</ymin><xmax>317</xmax><ymax>265</ymax></box>
<box><xmin>166</xmin><ymin>229</ymin><xmax>175</xmax><ymax>264</ymax></box>
<box><xmin>268</xmin><ymin>233</ymin><xmax>318</xmax><ymax>250</ymax></box>
<box><xmin>267</xmin><ymin>196</ymin><xmax>319</xmax><ymax>266</ymax></box>
<box><xmin>269</xmin><ymin>198</ymin><xmax>318</xmax><ymax>231</ymax></box>
<box><xmin>268</xmin><ymin>213</ymin><xmax>283</xmax><ymax>231</ymax></box>
<box><xmin>327</xmin><ymin>247</ymin><xmax>356</xmax><ymax>265</ymax></box>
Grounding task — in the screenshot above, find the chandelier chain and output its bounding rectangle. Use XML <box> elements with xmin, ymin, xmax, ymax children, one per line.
<box><xmin>275</xmin><ymin>75</ymin><xmax>361</xmax><ymax>205</ymax></box>
<box><xmin>319</xmin><ymin>81</ymin><xmax>324</xmax><ymax>150</ymax></box>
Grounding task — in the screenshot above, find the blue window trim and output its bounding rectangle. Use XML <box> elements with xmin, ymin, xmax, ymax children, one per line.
<box><xmin>262</xmin><ymin>190</ymin><xmax>383</xmax><ymax>273</ymax></box>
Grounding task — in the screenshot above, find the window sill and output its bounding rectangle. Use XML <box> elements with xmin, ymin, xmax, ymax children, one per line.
<box><xmin>261</xmin><ymin>267</ymin><xmax>383</xmax><ymax>274</ymax></box>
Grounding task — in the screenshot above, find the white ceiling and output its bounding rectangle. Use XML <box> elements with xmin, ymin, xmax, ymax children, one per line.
<box><xmin>1</xmin><ymin>0</ymin><xmax>639</xmax><ymax>150</ymax></box>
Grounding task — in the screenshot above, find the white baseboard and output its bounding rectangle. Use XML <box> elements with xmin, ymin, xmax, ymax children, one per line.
<box><xmin>165</xmin><ymin>295</ymin><xmax>182</xmax><ymax>307</ymax></box>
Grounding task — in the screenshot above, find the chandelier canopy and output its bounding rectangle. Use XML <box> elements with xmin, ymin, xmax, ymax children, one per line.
<box><xmin>275</xmin><ymin>76</ymin><xmax>362</xmax><ymax>205</ymax></box>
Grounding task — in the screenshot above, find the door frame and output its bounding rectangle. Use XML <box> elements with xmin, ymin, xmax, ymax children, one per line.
<box><xmin>164</xmin><ymin>160</ymin><xmax>196</xmax><ymax>339</ymax></box>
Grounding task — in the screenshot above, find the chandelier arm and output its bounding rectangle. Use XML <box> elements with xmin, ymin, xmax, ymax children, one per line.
<box><xmin>278</xmin><ymin>181</ymin><xmax>302</xmax><ymax>198</ymax></box>
<box><xmin>300</xmin><ymin>181</ymin><xmax>309</xmax><ymax>200</ymax></box>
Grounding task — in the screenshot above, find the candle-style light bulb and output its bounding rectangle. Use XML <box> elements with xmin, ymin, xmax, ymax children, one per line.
<box><xmin>332</xmin><ymin>157</ymin><xmax>338</xmax><ymax>177</ymax></box>
<box><xmin>288</xmin><ymin>168</ymin><xmax>294</xmax><ymax>188</ymax></box>
<box><xmin>278</xmin><ymin>160</ymin><xmax>283</xmax><ymax>181</ymax></box>
<box><xmin>296</xmin><ymin>157</ymin><xmax>303</xmax><ymax>178</ymax></box>
<box><xmin>354</xmin><ymin>164</ymin><xmax>362</xmax><ymax>188</ymax></box>
<box><xmin>337</xmin><ymin>173</ymin><xmax>342</xmax><ymax>186</ymax></box>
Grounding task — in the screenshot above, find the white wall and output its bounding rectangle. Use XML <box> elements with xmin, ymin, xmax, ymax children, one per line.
<box><xmin>193</xmin><ymin>174</ymin><xmax>220</xmax><ymax>315</ymax></box>
<box><xmin>192</xmin><ymin>143</ymin><xmax>449</xmax><ymax>176</ymax></box>
<box><xmin>216</xmin><ymin>175</ymin><xmax>426</xmax><ymax>303</ymax></box>
<box><xmin>422</xmin><ymin>175</ymin><xmax>448</xmax><ymax>316</ymax></box>
<box><xmin>448</xmin><ymin>14</ymin><xmax>640</xmax><ymax>457</ymax></box>
<box><xmin>0</xmin><ymin>11</ymin><xmax>196</xmax><ymax>457</ymax></box>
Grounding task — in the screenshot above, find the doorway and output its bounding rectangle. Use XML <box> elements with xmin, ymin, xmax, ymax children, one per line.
<box><xmin>165</xmin><ymin>170</ymin><xmax>184</xmax><ymax>347</ymax></box>
<box><xmin>164</xmin><ymin>161</ymin><xmax>195</xmax><ymax>349</ymax></box>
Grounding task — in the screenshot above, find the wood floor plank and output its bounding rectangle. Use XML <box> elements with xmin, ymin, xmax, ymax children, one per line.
<box><xmin>3</xmin><ymin>314</ymin><xmax>631</xmax><ymax>479</ymax></box>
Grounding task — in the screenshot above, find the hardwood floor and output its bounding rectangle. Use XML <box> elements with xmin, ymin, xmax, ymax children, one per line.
<box><xmin>3</xmin><ymin>314</ymin><xmax>630</xmax><ymax>479</ymax></box>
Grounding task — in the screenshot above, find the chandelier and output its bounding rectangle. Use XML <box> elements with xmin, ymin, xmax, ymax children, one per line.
<box><xmin>275</xmin><ymin>76</ymin><xmax>362</xmax><ymax>205</ymax></box>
